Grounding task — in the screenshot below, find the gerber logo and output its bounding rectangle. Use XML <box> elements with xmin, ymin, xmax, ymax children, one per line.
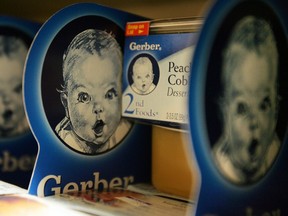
<box><xmin>129</xmin><ymin>42</ymin><xmax>161</xmax><ymax>51</ymax></box>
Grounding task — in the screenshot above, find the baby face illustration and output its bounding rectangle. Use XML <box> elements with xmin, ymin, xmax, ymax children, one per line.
<box><xmin>132</xmin><ymin>57</ymin><xmax>154</xmax><ymax>93</ymax></box>
<box><xmin>63</xmin><ymin>54</ymin><xmax>121</xmax><ymax>145</ymax></box>
<box><xmin>0</xmin><ymin>56</ymin><xmax>25</xmax><ymax>136</ymax></box>
<box><xmin>224</xmin><ymin>51</ymin><xmax>278</xmax><ymax>174</ymax></box>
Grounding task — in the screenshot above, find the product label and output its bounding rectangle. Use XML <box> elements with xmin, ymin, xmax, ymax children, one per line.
<box><xmin>24</xmin><ymin>4</ymin><xmax>152</xmax><ymax>197</ymax></box>
<box><xmin>188</xmin><ymin>0</ymin><xmax>288</xmax><ymax>215</ymax></box>
<box><xmin>122</xmin><ymin>32</ymin><xmax>199</xmax><ymax>129</ymax></box>
<box><xmin>0</xmin><ymin>16</ymin><xmax>40</xmax><ymax>189</ymax></box>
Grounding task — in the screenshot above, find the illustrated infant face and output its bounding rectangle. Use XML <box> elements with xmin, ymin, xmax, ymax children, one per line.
<box><xmin>0</xmin><ymin>56</ymin><xmax>25</xmax><ymax>136</ymax></box>
<box><xmin>65</xmin><ymin>55</ymin><xmax>121</xmax><ymax>145</ymax></box>
<box><xmin>132</xmin><ymin>63</ymin><xmax>154</xmax><ymax>93</ymax></box>
<box><xmin>224</xmin><ymin>52</ymin><xmax>277</xmax><ymax>173</ymax></box>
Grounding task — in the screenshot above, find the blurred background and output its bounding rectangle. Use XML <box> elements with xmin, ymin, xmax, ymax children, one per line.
<box><xmin>1</xmin><ymin>0</ymin><xmax>213</xmax><ymax>22</ymax></box>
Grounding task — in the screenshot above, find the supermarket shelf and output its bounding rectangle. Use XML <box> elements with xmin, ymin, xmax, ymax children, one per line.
<box><xmin>1</xmin><ymin>0</ymin><xmax>212</xmax><ymax>22</ymax></box>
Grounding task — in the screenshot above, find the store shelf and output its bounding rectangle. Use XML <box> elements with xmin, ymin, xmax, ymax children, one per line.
<box><xmin>1</xmin><ymin>0</ymin><xmax>212</xmax><ymax>22</ymax></box>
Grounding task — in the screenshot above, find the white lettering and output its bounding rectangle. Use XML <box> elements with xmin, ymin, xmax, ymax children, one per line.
<box><xmin>0</xmin><ymin>151</ymin><xmax>35</xmax><ymax>172</ymax></box>
<box><xmin>130</xmin><ymin>42</ymin><xmax>161</xmax><ymax>51</ymax></box>
<box><xmin>93</xmin><ymin>172</ymin><xmax>108</xmax><ymax>190</ymax></box>
<box><xmin>37</xmin><ymin>172</ymin><xmax>135</xmax><ymax>197</ymax></box>
<box><xmin>37</xmin><ymin>175</ymin><xmax>61</xmax><ymax>197</ymax></box>
<box><xmin>63</xmin><ymin>182</ymin><xmax>79</xmax><ymax>193</ymax></box>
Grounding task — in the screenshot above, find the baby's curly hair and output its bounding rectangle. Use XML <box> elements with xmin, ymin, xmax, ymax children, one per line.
<box><xmin>0</xmin><ymin>35</ymin><xmax>27</xmax><ymax>62</ymax></box>
<box><xmin>222</xmin><ymin>16</ymin><xmax>278</xmax><ymax>91</ymax></box>
<box><xmin>61</xmin><ymin>29</ymin><xmax>122</xmax><ymax>92</ymax></box>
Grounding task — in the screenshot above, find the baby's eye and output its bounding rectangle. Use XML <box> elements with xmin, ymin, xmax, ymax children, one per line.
<box><xmin>259</xmin><ymin>96</ymin><xmax>271</xmax><ymax>112</ymax></box>
<box><xmin>105</xmin><ymin>88</ymin><xmax>118</xmax><ymax>100</ymax></box>
<box><xmin>77</xmin><ymin>92</ymin><xmax>91</xmax><ymax>103</ymax></box>
<box><xmin>14</xmin><ymin>84</ymin><xmax>22</xmax><ymax>94</ymax></box>
<box><xmin>236</xmin><ymin>102</ymin><xmax>248</xmax><ymax>116</ymax></box>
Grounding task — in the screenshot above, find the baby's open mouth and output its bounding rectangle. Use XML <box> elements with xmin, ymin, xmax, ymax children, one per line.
<box><xmin>248</xmin><ymin>138</ymin><xmax>259</xmax><ymax>157</ymax></box>
<box><xmin>93</xmin><ymin>120</ymin><xmax>105</xmax><ymax>137</ymax></box>
<box><xmin>142</xmin><ymin>84</ymin><xmax>146</xmax><ymax>89</ymax></box>
<box><xmin>3</xmin><ymin>109</ymin><xmax>13</xmax><ymax>121</ymax></box>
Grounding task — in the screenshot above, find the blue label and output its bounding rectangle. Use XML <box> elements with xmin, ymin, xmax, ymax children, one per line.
<box><xmin>24</xmin><ymin>3</ymin><xmax>151</xmax><ymax>196</ymax></box>
<box><xmin>189</xmin><ymin>0</ymin><xmax>288</xmax><ymax>215</ymax></box>
<box><xmin>123</xmin><ymin>32</ymin><xmax>199</xmax><ymax>129</ymax></box>
<box><xmin>0</xmin><ymin>16</ymin><xmax>40</xmax><ymax>189</ymax></box>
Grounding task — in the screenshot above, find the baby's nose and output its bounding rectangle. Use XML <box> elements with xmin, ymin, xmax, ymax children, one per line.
<box><xmin>1</xmin><ymin>94</ymin><xmax>11</xmax><ymax>104</ymax></box>
<box><xmin>249</xmin><ymin>112</ymin><xmax>259</xmax><ymax>131</ymax></box>
<box><xmin>93</xmin><ymin>104</ymin><xmax>104</xmax><ymax>114</ymax></box>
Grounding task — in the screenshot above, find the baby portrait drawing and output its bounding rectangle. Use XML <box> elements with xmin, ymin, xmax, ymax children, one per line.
<box><xmin>0</xmin><ymin>35</ymin><xmax>29</xmax><ymax>137</ymax></box>
<box><xmin>131</xmin><ymin>56</ymin><xmax>156</xmax><ymax>95</ymax></box>
<box><xmin>213</xmin><ymin>16</ymin><xmax>281</xmax><ymax>184</ymax></box>
<box><xmin>55</xmin><ymin>29</ymin><xmax>131</xmax><ymax>154</ymax></box>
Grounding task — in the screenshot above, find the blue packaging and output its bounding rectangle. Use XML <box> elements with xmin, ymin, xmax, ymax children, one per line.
<box><xmin>24</xmin><ymin>3</ymin><xmax>151</xmax><ymax>197</ymax></box>
<box><xmin>0</xmin><ymin>16</ymin><xmax>40</xmax><ymax>188</ymax></box>
<box><xmin>189</xmin><ymin>0</ymin><xmax>288</xmax><ymax>215</ymax></box>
